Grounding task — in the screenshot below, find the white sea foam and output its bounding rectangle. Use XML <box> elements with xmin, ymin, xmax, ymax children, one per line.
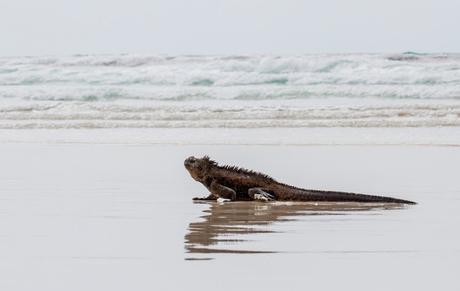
<box><xmin>1</xmin><ymin>54</ymin><xmax>460</xmax><ymax>97</ymax></box>
<box><xmin>1</xmin><ymin>53</ymin><xmax>460</xmax><ymax>129</ymax></box>
<box><xmin>0</xmin><ymin>99</ymin><xmax>459</xmax><ymax>129</ymax></box>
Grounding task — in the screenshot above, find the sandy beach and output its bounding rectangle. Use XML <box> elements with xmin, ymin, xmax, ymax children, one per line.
<box><xmin>0</xmin><ymin>136</ymin><xmax>459</xmax><ymax>290</ymax></box>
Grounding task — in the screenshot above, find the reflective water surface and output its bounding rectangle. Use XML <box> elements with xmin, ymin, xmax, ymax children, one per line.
<box><xmin>0</xmin><ymin>144</ymin><xmax>459</xmax><ymax>291</ymax></box>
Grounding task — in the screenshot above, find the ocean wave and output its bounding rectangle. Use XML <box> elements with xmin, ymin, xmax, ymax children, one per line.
<box><xmin>1</xmin><ymin>100</ymin><xmax>459</xmax><ymax>129</ymax></box>
<box><xmin>386</xmin><ymin>52</ymin><xmax>454</xmax><ymax>62</ymax></box>
<box><xmin>1</xmin><ymin>84</ymin><xmax>459</xmax><ymax>101</ymax></box>
<box><xmin>1</xmin><ymin>54</ymin><xmax>460</xmax><ymax>129</ymax></box>
<box><xmin>1</xmin><ymin>54</ymin><xmax>460</xmax><ymax>91</ymax></box>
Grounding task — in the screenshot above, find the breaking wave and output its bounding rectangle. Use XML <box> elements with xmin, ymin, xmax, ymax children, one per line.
<box><xmin>1</xmin><ymin>53</ymin><xmax>460</xmax><ymax>128</ymax></box>
<box><xmin>1</xmin><ymin>53</ymin><xmax>460</xmax><ymax>101</ymax></box>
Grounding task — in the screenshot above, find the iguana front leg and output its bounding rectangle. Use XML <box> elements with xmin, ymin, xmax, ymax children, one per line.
<box><xmin>210</xmin><ymin>180</ymin><xmax>237</xmax><ymax>201</ymax></box>
<box><xmin>193</xmin><ymin>194</ymin><xmax>218</xmax><ymax>201</ymax></box>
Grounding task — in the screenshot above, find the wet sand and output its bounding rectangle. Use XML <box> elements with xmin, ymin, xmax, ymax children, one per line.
<box><xmin>0</xmin><ymin>143</ymin><xmax>459</xmax><ymax>290</ymax></box>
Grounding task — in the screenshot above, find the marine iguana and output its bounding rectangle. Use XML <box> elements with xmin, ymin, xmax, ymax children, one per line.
<box><xmin>184</xmin><ymin>156</ymin><xmax>416</xmax><ymax>204</ymax></box>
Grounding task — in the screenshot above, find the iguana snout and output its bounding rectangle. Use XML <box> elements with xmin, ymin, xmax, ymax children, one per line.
<box><xmin>184</xmin><ymin>156</ymin><xmax>197</xmax><ymax>167</ymax></box>
<box><xmin>184</xmin><ymin>156</ymin><xmax>213</xmax><ymax>182</ymax></box>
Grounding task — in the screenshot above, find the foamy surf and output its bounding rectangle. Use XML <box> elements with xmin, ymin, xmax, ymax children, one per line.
<box><xmin>1</xmin><ymin>53</ymin><xmax>460</xmax><ymax>100</ymax></box>
<box><xmin>0</xmin><ymin>99</ymin><xmax>459</xmax><ymax>129</ymax></box>
<box><xmin>1</xmin><ymin>53</ymin><xmax>459</xmax><ymax>130</ymax></box>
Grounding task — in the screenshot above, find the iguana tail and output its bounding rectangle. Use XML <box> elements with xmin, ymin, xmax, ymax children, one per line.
<box><xmin>297</xmin><ymin>189</ymin><xmax>416</xmax><ymax>204</ymax></box>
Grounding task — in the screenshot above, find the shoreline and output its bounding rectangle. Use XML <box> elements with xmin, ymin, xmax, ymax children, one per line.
<box><xmin>0</xmin><ymin>127</ymin><xmax>459</xmax><ymax>145</ymax></box>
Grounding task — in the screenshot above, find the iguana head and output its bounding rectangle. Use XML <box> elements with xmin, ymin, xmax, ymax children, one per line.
<box><xmin>184</xmin><ymin>155</ymin><xmax>215</xmax><ymax>182</ymax></box>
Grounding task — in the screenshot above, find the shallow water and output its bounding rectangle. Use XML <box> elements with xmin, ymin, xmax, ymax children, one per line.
<box><xmin>0</xmin><ymin>143</ymin><xmax>459</xmax><ymax>290</ymax></box>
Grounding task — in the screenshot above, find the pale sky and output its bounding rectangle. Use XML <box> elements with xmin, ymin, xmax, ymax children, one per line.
<box><xmin>1</xmin><ymin>0</ymin><xmax>459</xmax><ymax>56</ymax></box>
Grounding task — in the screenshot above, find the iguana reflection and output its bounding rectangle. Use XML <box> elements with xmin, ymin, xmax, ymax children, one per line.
<box><xmin>185</xmin><ymin>201</ymin><xmax>400</xmax><ymax>258</ymax></box>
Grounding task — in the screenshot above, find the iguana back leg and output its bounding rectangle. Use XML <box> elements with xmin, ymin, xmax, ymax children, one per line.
<box><xmin>210</xmin><ymin>180</ymin><xmax>237</xmax><ymax>200</ymax></box>
<box><xmin>248</xmin><ymin>188</ymin><xmax>275</xmax><ymax>202</ymax></box>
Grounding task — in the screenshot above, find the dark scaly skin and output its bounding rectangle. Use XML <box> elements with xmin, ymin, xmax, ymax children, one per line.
<box><xmin>184</xmin><ymin>156</ymin><xmax>416</xmax><ymax>204</ymax></box>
